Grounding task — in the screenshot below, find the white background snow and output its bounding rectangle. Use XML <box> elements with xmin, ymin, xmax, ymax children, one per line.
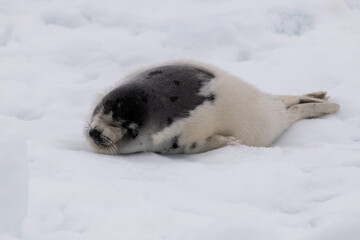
<box><xmin>1</xmin><ymin>0</ymin><xmax>360</xmax><ymax>239</ymax></box>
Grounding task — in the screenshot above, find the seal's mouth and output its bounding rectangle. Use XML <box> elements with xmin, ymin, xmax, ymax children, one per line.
<box><xmin>92</xmin><ymin>136</ymin><xmax>111</xmax><ymax>147</ymax></box>
<box><xmin>88</xmin><ymin>137</ymin><xmax>119</xmax><ymax>155</ymax></box>
<box><xmin>84</xmin><ymin>126</ymin><xmax>119</xmax><ymax>154</ymax></box>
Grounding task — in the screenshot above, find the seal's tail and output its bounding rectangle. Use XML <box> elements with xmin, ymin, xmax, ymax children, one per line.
<box><xmin>276</xmin><ymin>91</ymin><xmax>340</xmax><ymax>123</ymax></box>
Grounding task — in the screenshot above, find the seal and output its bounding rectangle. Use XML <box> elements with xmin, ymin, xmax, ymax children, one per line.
<box><xmin>85</xmin><ymin>60</ymin><xmax>340</xmax><ymax>154</ymax></box>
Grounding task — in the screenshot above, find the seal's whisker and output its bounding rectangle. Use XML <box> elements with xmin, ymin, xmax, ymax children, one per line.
<box><xmin>83</xmin><ymin>127</ymin><xmax>90</xmax><ymax>137</ymax></box>
<box><xmin>113</xmin><ymin>143</ymin><xmax>120</xmax><ymax>154</ymax></box>
<box><xmin>110</xmin><ymin>144</ymin><xmax>118</xmax><ymax>155</ymax></box>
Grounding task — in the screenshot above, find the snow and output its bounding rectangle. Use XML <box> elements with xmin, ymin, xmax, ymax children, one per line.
<box><xmin>1</xmin><ymin>0</ymin><xmax>360</xmax><ymax>239</ymax></box>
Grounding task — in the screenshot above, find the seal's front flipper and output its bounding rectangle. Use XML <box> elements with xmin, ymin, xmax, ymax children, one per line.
<box><xmin>185</xmin><ymin>135</ymin><xmax>242</xmax><ymax>154</ymax></box>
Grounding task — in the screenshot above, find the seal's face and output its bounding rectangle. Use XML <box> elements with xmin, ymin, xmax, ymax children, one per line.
<box><xmin>85</xmin><ymin>105</ymin><xmax>125</xmax><ymax>155</ymax></box>
<box><xmin>85</xmin><ymin>86</ymin><xmax>147</xmax><ymax>154</ymax></box>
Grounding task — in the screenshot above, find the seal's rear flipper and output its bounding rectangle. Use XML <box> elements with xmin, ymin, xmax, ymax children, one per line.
<box><xmin>289</xmin><ymin>101</ymin><xmax>340</xmax><ymax>122</ymax></box>
<box><xmin>276</xmin><ymin>91</ymin><xmax>340</xmax><ymax>123</ymax></box>
<box><xmin>304</xmin><ymin>91</ymin><xmax>329</xmax><ymax>100</ymax></box>
<box><xmin>276</xmin><ymin>91</ymin><xmax>330</xmax><ymax>108</ymax></box>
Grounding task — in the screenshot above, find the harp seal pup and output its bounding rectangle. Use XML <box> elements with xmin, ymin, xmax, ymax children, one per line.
<box><xmin>85</xmin><ymin>60</ymin><xmax>340</xmax><ymax>154</ymax></box>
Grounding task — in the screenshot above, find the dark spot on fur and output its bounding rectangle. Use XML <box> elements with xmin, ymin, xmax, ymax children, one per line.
<box><xmin>171</xmin><ymin>142</ymin><xmax>178</xmax><ymax>149</ymax></box>
<box><xmin>206</xmin><ymin>94</ymin><xmax>216</xmax><ymax>102</ymax></box>
<box><xmin>173</xmin><ymin>80</ymin><xmax>180</xmax><ymax>86</ymax></box>
<box><xmin>128</xmin><ymin>129</ymin><xmax>139</xmax><ymax>139</ymax></box>
<box><xmin>190</xmin><ymin>142</ymin><xmax>197</xmax><ymax>149</ymax></box>
<box><xmin>171</xmin><ymin>136</ymin><xmax>179</xmax><ymax>149</ymax></box>
<box><xmin>121</xmin><ymin>121</ymin><xmax>140</xmax><ymax>139</ymax></box>
<box><xmin>170</xmin><ymin>96</ymin><xmax>178</xmax><ymax>102</ymax></box>
<box><xmin>149</xmin><ymin>70</ymin><xmax>163</xmax><ymax>76</ymax></box>
<box><xmin>195</xmin><ymin>68</ymin><xmax>215</xmax><ymax>78</ymax></box>
<box><xmin>141</xmin><ymin>96</ymin><xmax>148</xmax><ymax>103</ymax></box>
<box><xmin>167</xmin><ymin>117</ymin><xmax>173</xmax><ymax>125</ymax></box>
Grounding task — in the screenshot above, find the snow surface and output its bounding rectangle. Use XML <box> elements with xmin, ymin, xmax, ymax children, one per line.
<box><xmin>1</xmin><ymin>0</ymin><xmax>360</xmax><ymax>239</ymax></box>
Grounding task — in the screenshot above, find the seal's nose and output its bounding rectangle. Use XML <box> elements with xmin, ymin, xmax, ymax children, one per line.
<box><xmin>89</xmin><ymin>128</ymin><xmax>102</xmax><ymax>142</ymax></box>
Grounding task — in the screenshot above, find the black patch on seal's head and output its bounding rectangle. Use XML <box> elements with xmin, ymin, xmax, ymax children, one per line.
<box><xmin>103</xmin><ymin>97</ymin><xmax>143</xmax><ymax>125</ymax></box>
<box><xmin>190</xmin><ymin>142</ymin><xmax>197</xmax><ymax>149</ymax></box>
<box><xmin>101</xmin><ymin>87</ymin><xmax>148</xmax><ymax>139</ymax></box>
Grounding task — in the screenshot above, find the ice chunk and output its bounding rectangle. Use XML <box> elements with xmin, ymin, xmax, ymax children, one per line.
<box><xmin>0</xmin><ymin>130</ymin><xmax>28</xmax><ymax>237</ymax></box>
